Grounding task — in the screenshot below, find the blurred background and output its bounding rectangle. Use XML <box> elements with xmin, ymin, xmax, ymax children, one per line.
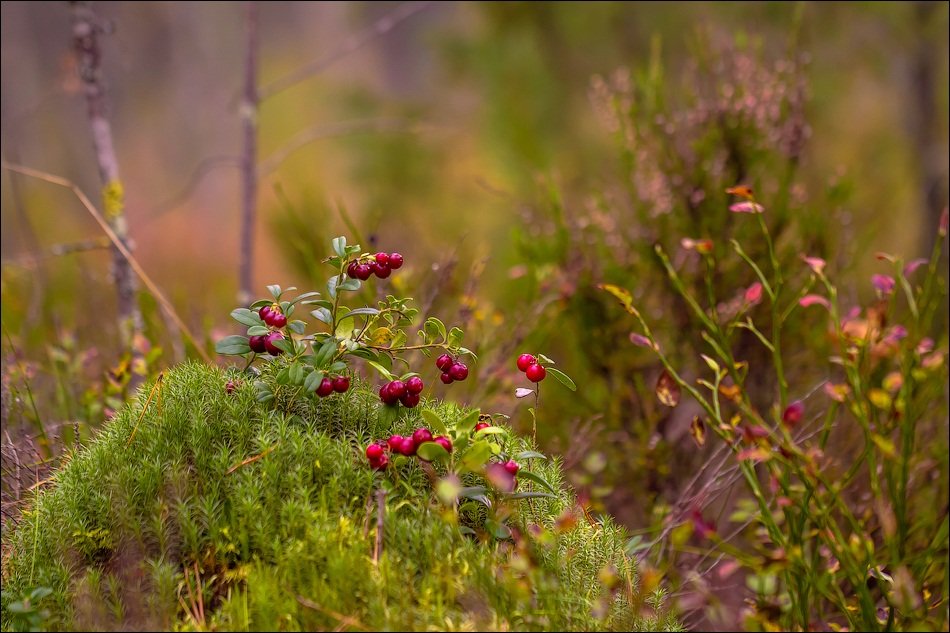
<box><xmin>2</xmin><ymin>1</ymin><xmax>948</xmax><ymax>627</ymax></box>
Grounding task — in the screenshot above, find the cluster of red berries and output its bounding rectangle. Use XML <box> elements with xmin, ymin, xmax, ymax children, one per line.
<box><xmin>346</xmin><ymin>252</ymin><xmax>404</xmax><ymax>281</ymax></box>
<box><xmin>485</xmin><ymin>459</ymin><xmax>521</xmax><ymax>492</ymax></box>
<box><xmin>516</xmin><ymin>353</ymin><xmax>546</xmax><ymax>382</ymax></box>
<box><xmin>315</xmin><ymin>375</ymin><xmax>350</xmax><ymax>397</ymax></box>
<box><xmin>248</xmin><ymin>305</ymin><xmax>288</xmax><ymax>355</ymax></box>
<box><xmin>436</xmin><ymin>354</ymin><xmax>469</xmax><ymax>384</ymax></box>
<box><xmin>379</xmin><ymin>376</ymin><xmax>424</xmax><ymax>408</ymax></box>
<box><xmin>365</xmin><ymin>427</ymin><xmax>453</xmax><ymax>470</ymax></box>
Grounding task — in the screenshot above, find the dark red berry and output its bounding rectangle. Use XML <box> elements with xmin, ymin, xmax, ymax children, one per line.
<box><xmin>504</xmin><ymin>460</ymin><xmax>520</xmax><ymax>476</ymax></box>
<box><xmin>332</xmin><ymin>376</ymin><xmax>350</xmax><ymax>393</ymax></box>
<box><xmin>525</xmin><ymin>363</ymin><xmax>546</xmax><ymax>382</ymax></box>
<box><xmin>374</xmin><ymin>252</ymin><xmax>390</xmax><ymax>267</ymax></box>
<box><xmin>440</xmin><ymin>372</ymin><xmax>454</xmax><ymax>385</ymax></box>
<box><xmin>371</xmin><ymin>454</ymin><xmax>389</xmax><ymax>471</ymax></box>
<box><xmin>485</xmin><ymin>462</ymin><xmax>515</xmax><ymax>492</ymax></box>
<box><xmin>366</xmin><ymin>443</ymin><xmax>384</xmax><ymax>460</ymax></box>
<box><xmin>355</xmin><ymin>264</ymin><xmax>372</xmax><ymax>280</ymax></box>
<box><xmin>517</xmin><ymin>354</ymin><xmax>536</xmax><ymax>372</ymax></box>
<box><xmin>379</xmin><ymin>383</ymin><xmax>399</xmax><ymax>405</ymax></box>
<box><xmin>388</xmin><ymin>380</ymin><xmax>407</xmax><ymax>399</ymax></box>
<box><xmin>434</xmin><ymin>436</ymin><xmax>453</xmax><ymax>453</ymax></box>
<box><xmin>436</xmin><ymin>354</ymin><xmax>454</xmax><ymax>371</ymax></box>
<box><xmin>400</xmin><ymin>392</ymin><xmax>420</xmax><ymax>408</ymax></box>
<box><xmin>373</xmin><ymin>262</ymin><xmax>391</xmax><ymax>279</ymax></box>
<box><xmin>249</xmin><ymin>335</ymin><xmax>267</xmax><ymax>353</ymax></box>
<box><xmin>259</xmin><ymin>305</ymin><xmax>273</xmax><ymax>322</ymax></box>
<box><xmin>388</xmin><ymin>253</ymin><xmax>404</xmax><ymax>269</ymax></box>
<box><xmin>271</xmin><ymin>312</ymin><xmax>287</xmax><ymax>328</ymax></box>
<box><xmin>225</xmin><ymin>380</ymin><xmax>238</xmax><ymax>394</ymax></box>
<box><xmin>782</xmin><ymin>401</ymin><xmax>804</xmax><ymax>428</ymax></box>
<box><xmin>406</xmin><ymin>376</ymin><xmax>424</xmax><ymax>394</ymax></box>
<box><xmin>474</xmin><ymin>421</ymin><xmax>491</xmax><ymax>432</ymax></box>
<box><xmin>316</xmin><ymin>377</ymin><xmax>334</xmax><ymax>397</ymax></box>
<box><xmin>412</xmin><ymin>428</ymin><xmax>433</xmax><ymax>445</ymax></box>
<box><xmin>398</xmin><ymin>437</ymin><xmax>417</xmax><ymax>456</ymax></box>
<box><xmin>449</xmin><ymin>363</ymin><xmax>469</xmax><ymax>381</ymax></box>
<box><xmin>387</xmin><ymin>435</ymin><xmax>404</xmax><ymax>451</ymax></box>
<box><xmin>346</xmin><ymin>261</ymin><xmax>359</xmax><ymax>278</ymax></box>
<box><xmin>264</xmin><ymin>331</ymin><xmax>285</xmax><ymax>355</ymax></box>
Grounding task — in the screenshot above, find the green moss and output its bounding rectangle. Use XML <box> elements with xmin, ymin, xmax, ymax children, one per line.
<box><xmin>2</xmin><ymin>362</ymin><xmax>680</xmax><ymax>631</ymax></box>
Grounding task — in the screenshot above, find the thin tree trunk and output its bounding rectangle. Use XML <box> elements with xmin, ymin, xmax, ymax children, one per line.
<box><xmin>70</xmin><ymin>2</ymin><xmax>144</xmax><ymax>386</ymax></box>
<box><xmin>239</xmin><ymin>1</ymin><xmax>259</xmax><ymax>304</ymax></box>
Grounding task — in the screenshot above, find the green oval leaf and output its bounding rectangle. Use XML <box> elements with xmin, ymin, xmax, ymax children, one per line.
<box><xmin>515</xmin><ymin>450</ymin><xmax>547</xmax><ymax>461</ymax></box>
<box><xmin>416</xmin><ymin>441</ymin><xmax>450</xmax><ymax>462</ymax></box>
<box><xmin>215</xmin><ymin>335</ymin><xmax>251</xmax><ymax>355</ymax></box>
<box><xmin>339</xmin><ymin>307</ymin><xmax>380</xmax><ymax>321</ymax></box>
<box><xmin>231</xmin><ymin>308</ymin><xmax>262</xmax><ymax>327</ymax></box>
<box><xmin>421</xmin><ymin>409</ymin><xmax>447</xmax><ymax>435</ymax></box>
<box><xmin>546</xmin><ymin>367</ymin><xmax>576</xmax><ymax>391</ymax></box>
<box><xmin>516</xmin><ymin>470</ymin><xmax>557</xmax><ymax>495</ymax></box>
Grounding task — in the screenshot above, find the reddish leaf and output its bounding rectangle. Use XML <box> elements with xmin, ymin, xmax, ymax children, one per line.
<box><xmin>655</xmin><ymin>369</ymin><xmax>681</xmax><ymax>407</ymax></box>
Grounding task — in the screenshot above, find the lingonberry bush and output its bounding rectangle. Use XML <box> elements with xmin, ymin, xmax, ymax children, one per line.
<box><xmin>216</xmin><ymin>235</ymin><xmax>579</xmax><ymax>544</ymax></box>
<box><xmin>603</xmin><ymin>190</ymin><xmax>948</xmax><ymax>630</ymax></box>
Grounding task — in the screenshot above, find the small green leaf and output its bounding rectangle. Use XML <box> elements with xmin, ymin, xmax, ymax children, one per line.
<box><xmin>537</xmin><ymin>353</ymin><xmax>555</xmax><ymax>365</ymax></box>
<box><xmin>546</xmin><ymin>367</ymin><xmax>576</xmax><ymax>391</ymax></box>
<box><xmin>507</xmin><ymin>491</ymin><xmax>556</xmax><ymax>500</ymax></box>
<box><xmin>462</xmin><ymin>440</ymin><xmax>492</xmax><ymax>471</ymax></box>
<box><xmin>311</xmin><ymin>307</ymin><xmax>333</xmax><ymax>324</ymax></box>
<box><xmin>338</xmin><ymin>278</ymin><xmax>361</xmax><ymax>292</ymax></box>
<box><xmin>421</xmin><ymin>410</ymin><xmax>447</xmax><ymax>435</ymax></box>
<box><xmin>456</xmin><ymin>410</ymin><xmax>481</xmax><ymax>435</ymax></box>
<box><xmin>215</xmin><ymin>335</ymin><xmax>251</xmax><ymax>355</ymax></box>
<box><xmin>249</xmin><ymin>299</ymin><xmax>271</xmax><ymax>309</ymax></box>
<box><xmin>328</xmin><ymin>361</ymin><xmax>347</xmax><ymax>374</ymax></box>
<box><xmin>231</xmin><ymin>308</ymin><xmax>262</xmax><ymax>327</ymax></box>
<box><xmin>416</xmin><ymin>441</ymin><xmax>450</xmax><ymax>462</ymax></box>
<box><xmin>288</xmin><ymin>320</ymin><xmax>306</xmax><ymax>335</ymax></box>
<box><xmin>484</xmin><ymin>519</ymin><xmax>511</xmax><ymax>540</ymax></box>
<box><xmin>290</xmin><ymin>291</ymin><xmax>321</xmax><ymax>304</ymax></box>
<box><xmin>267</xmin><ymin>284</ymin><xmax>282</xmax><ymax>300</ymax></box>
<box><xmin>331</xmin><ymin>236</ymin><xmax>347</xmax><ymax>257</ymax></box>
<box><xmin>247</xmin><ymin>325</ymin><xmax>269</xmax><ymax>336</ymax></box>
<box><xmin>275</xmin><ymin>367</ymin><xmax>291</xmax><ymax>385</ymax></box>
<box><xmin>515</xmin><ymin>450</ymin><xmax>547</xmax><ymax>461</ymax></box>
<box><xmin>339</xmin><ymin>307</ymin><xmax>379</xmax><ymax>321</ymax></box>
<box><xmin>365</xmin><ymin>360</ymin><xmax>394</xmax><ymax>381</ymax></box>
<box><xmin>517</xmin><ymin>470</ymin><xmax>557</xmax><ymax>494</ymax></box>
<box><xmin>458</xmin><ymin>526</ymin><xmax>477</xmax><ymax>536</ymax></box>
<box><xmin>289</xmin><ymin>362</ymin><xmax>304</xmax><ymax>385</ymax></box>
<box><xmin>304</xmin><ymin>370</ymin><xmax>324</xmax><ymax>393</ymax></box>
<box><xmin>344</xmin><ymin>244</ymin><xmax>361</xmax><ymax>256</ymax></box>
<box><xmin>327</xmin><ymin>276</ymin><xmax>339</xmax><ymax>299</ymax></box>
<box><xmin>424</xmin><ymin>317</ymin><xmax>447</xmax><ymax>342</ymax></box>
<box><xmin>447</xmin><ymin>326</ymin><xmax>464</xmax><ymax>349</ymax></box>
<box><xmin>457</xmin><ymin>485</ymin><xmax>489</xmax><ymax>499</ymax></box>
<box><xmin>314</xmin><ymin>339</ymin><xmax>338</xmax><ymax>366</ymax></box>
<box><xmin>475</xmin><ymin>426</ymin><xmax>507</xmax><ymax>436</ymax></box>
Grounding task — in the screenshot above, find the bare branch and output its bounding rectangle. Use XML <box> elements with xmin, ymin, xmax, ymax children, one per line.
<box><xmin>1</xmin><ymin>237</ymin><xmax>110</xmax><ymax>269</ymax></box>
<box><xmin>1</xmin><ymin>162</ymin><xmax>212</xmax><ymax>364</ymax></box>
<box><xmin>258</xmin><ymin>1</ymin><xmax>435</xmax><ymax>102</ymax></box>
<box><xmin>239</xmin><ymin>1</ymin><xmax>259</xmax><ymax>304</ymax></box>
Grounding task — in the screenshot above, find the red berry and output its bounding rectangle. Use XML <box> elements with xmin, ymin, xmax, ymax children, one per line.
<box><xmin>400</xmin><ymin>392</ymin><xmax>420</xmax><ymax>408</ymax></box>
<box><xmin>373</xmin><ymin>262</ymin><xmax>391</xmax><ymax>279</ymax></box>
<box><xmin>389</xmin><ymin>253</ymin><xmax>404</xmax><ymax>269</ymax></box>
<box><xmin>355</xmin><ymin>264</ymin><xmax>372</xmax><ymax>280</ymax></box>
<box><xmin>412</xmin><ymin>428</ymin><xmax>433</xmax><ymax>445</ymax></box>
<box><xmin>782</xmin><ymin>401</ymin><xmax>804</xmax><ymax>427</ymax></box>
<box><xmin>374</xmin><ymin>252</ymin><xmax>390</xmax><ymax>267</ymax></box>
<box><xmin>371</xmin><ymin>454</ymin><xmax>389</xmax><ymax>471</ymax></box>
<box><xmin>474</xmin><ymin>421</ymin><xmax>491</xmax><ymax>432</ymax></box>
<box><xmin>504</xmin><ymin>460</ymin><xmax>520</xmax><ymax>476</ymax></box>
<box><xmin>440</xmin><ymin>372</ymin><xmax>454</xmax><ymax>385</ymax></box>
<box><xmin>525</xmin><ymin>363</ymin><xmax>546</xmax><ymax>383</ymax></box>
<box><xmin>264</xmin><ymin>331</ymin><xmax>285</xmax><ymax>355</ymax></box>
<box><xmin>366</xmin><ymin>443</ymin><xmax>384</xmax><ymax>460</ymax></box>
<box><xmin>249</xmin><ymin>335</ymin><xmax>267</xmax><ymax>353</ymax></box>
<box><xmin>346</xmin><ymin>261</ymin><xmax>359</xmax><ymax>278</ymax></box>
<box><xmin>436</xmin><ymin>354</ymin><xmax>454</xmax><ymax>371</ymax></box>
<box><xmin>485</xmin><ymin>462</ymin><xmax>516</xmax><ymax>492</ymax></box>
<box><xmin>259</xmin><ymin>305</ymin><xmax>272</xmax><ymax>322</ymax></box>
<box><xmin>271</xmin><ymin>312</ymin><xmax>287</xmax><ymax>328</ymax></box>
<box><xmin>379</xmin><ymin>383</ymin><xmax>399</xmax><ymax>405</ymax></box>
<box><xmin>387</xmin><ymin>435</ymin><xmax>404</xmax><ymax>451</ymax></box>
<box><xmin>449</xmin><ymin>363</ymin><xmax>469</xmax><ymax>381</ymax></box>
<box><xmin>316</xmin><ymin>377</ymin><xmax>334</xmax><ymax>397</ymax></box>
<box><xmin>332</xmin><ymin>376</ymin><xmax>350</xmax><ymax>393</ymax></box>
<box><xmin>517</xmin><ymin>354</ymin><xmax>536</xmax><ymax>372</ymax></box>
<box><xmin>406</xmin><ymin>376</ymin><xmax>424</xmax><ymax>394</ymax></box>
<box><xmin>388</xmin><ymin>380</ymin><xmax>407</xmax><ymax>399</ymax></box>
<box><xmin>434</xmin><ymin>436</ymin><xmax>453</xmax><ymax>453</ymax></box>
<box><xmin>398</xmin><ymin>437</ymin><xmax>417</xmax><ymax>456</ymax></box>
<box><xmin>225</xmin><ymin>380</ymin><xmax>237</xmax><ymax>394</ymax></box>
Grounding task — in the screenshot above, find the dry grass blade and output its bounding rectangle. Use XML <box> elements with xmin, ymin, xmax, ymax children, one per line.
<box><xmin>226</xmin><ymin>443</ymin><xmax>278</xmax><ymax>475</ymax></box>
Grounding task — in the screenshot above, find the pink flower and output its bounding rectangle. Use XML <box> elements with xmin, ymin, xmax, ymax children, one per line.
<box><xmin>630</xmin><ymin>333</ymin><xmax>658</xmax><ymax>350</ymax></box>
<box><xmin>680</xmin><ymin>237</ymin><xmax>714</xmax><ymax>254</ymax></box>
<box><xmin>744</xmin><ymin>282</ymin><xmax>764</xmax><ymax>305</ymax></box>
<box><xmin>917</xmin><ymin>338</ymin><xmax>935</xmax><ymax>355</ymax></box>
<box><xmin>871</xmin><ymin>274</ymin><xmax>895</xmax><ymax>296</ymax></box>
<box><xmin>801</xmin><ymin>256</ymin><xmax>826</xmax><ymax>274</ymax></box>
<box><xmin>882</xmin><ymin>325</ymin><xmax>907</xmax><ymax>345</ymax></box>
<box><xmin>799</xmin><ymin>294</ymin><xmax>830</xmax><ymax>309</ymax></box>
<box><xmin>729</xmin><ymin>201</ymin><xmax>765</xmax><ymax>214</ymax></box>
<box><xmin>903</xmin><ymin>258</ymin><xmax>928</xmax><ymax>276</ymax></box>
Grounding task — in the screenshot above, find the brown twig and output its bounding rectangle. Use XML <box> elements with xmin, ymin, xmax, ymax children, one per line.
<box><xmin>226</xmin><ymin>442</ymin><xmax>278</xmax><ymax>475</ymax></box>
<box><xmin>239</xmin><ymin>1</ymin><xmax>259</xmax><ymax>304</ymax></box>
<box><xmin>294</xmin><ymin>594</ymin><xmax>370</xmax><ymax>631</ymax></box>
<box><xmin>0</xmin><ymin>162</ymin><xmax>212</xmax><ymax>364</ymax></box>
<box><xmin>70</xmin><ymin>2</ymin><xmax>145</xmax><ymax>385</ymax></box>
<box><xmin>1</xmin><ymin>238</ymin><xmax>111</xmax><ymax>269</ymax></box>
<box><xmin>373</xmin><ymin>488</ymin><xmax>386</xmax><ymax>564</ymax></box>
<box><xmin>257</xmin><ymin>1</ymin><xmax>435</xmax><ymax>101</ymax></box>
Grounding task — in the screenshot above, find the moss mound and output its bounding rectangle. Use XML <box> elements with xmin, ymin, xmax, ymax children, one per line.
<box><xmin>1</xmin><ymin>362</ymin><xmax>680</xmax><ymax>631</ymax></box>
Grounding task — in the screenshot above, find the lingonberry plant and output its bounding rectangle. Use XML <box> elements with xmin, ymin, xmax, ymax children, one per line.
<box><xmin>216</xmin><ymin>236</ymin><xmax>476</xmax><ymax>409</ymax></box>
<box><xmin>216</xmin><ymin>236</ymin><xmax>579</xmax><ymax>542</ymax></box>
